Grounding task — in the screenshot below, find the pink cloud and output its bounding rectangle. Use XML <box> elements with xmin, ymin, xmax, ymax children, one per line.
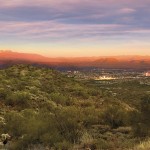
<box><xmin>119</xmin><ymin>8</ymin><xmax>136</xmax><ymax>14</ymax></box>
<box><xmin>0</xmin><ymin>20</ymin><xmax>123</xmax><ymax>40</ymax></box>
<box><xmin>0</xmin><ymin>0</ymin><xmax>146</xmax><ymax>8</ymax></box>
<box><xmin>3</xmin><ymin>20</ymin><xmax>148</xmax><ymax>42</ymax></box>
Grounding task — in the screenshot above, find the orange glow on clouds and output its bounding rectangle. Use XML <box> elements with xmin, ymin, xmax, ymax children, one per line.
<box><xmin>0</xmin><ymin>0</ymin><xmax>150</xmax><ymax>56</ymax></box>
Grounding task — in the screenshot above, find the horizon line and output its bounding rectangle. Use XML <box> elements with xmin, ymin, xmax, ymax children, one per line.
<box><xmin>0</xmin><ymin>50</ymin><xmax>150</xmax><ymax>58</ymax></box>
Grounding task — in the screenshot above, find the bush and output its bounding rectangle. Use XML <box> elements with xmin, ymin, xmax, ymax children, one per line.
<box><xmin>130</xmin><ymin>95</ymin><xmax>150</xmax><ymax>137</ymax></box>
<box><xmin>80</xmin><ymin>131</ymin><xmax>96</xmax><ymax>150</ymax></box>
<box><xmin>0</xmin><ymin>88</ymin><xmax>10</xmax><ymax>99</ymax></box>
<box><xmin>95</xmin><ymin>138</ymin><xmax>110</xmax><ymax>150</ymax></box>
<box><xmin>5</xmin><ymin>91</ymin><xmax>30</xmax><ymax>108</ymax></box>
<box><xmin>50</xmin><ymin>92</ymin><xmax>67</xmax><ymax>105</ymax></box>
<box><xmin>4</xmin><ymin>112</ymin><xmax>25</xmax><ymax>137</ymax></box>
<box><xmin>54</xmin><ymin>140</ymin><xmax>72</xmax><ymax>150</ymax></box>
<box><xmin>102</xmin><ymin>105</ymin><xmax>128</xmax><ymax>128</ymax></box>
<box><xmin>54</xmin><ymin>106</ymin><xmax>83</xmax><ymax>143</ymax></box>
<box><xmin>82</xmin><ymin>107</ymin><xmax>100</xmax><ymax>127</ymax></box>
<box><xmin>112</xmin><ymin>126</ymin><xmax>131</xmax><ymax>134</ymax></box>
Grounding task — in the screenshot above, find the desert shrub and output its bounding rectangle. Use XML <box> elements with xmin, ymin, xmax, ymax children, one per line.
<box><xmin>54</xmin><ymin>140</ymin><xmax>72</xmax><ymax>150</ymax></box>
<box><xmin>130</xmin><ymin>95</ymin><xmax>150</xmax><ymax>137</ymax></box>
<box><xmin>70</xmin><ymin>84</ymin><xmax>89</xmax><ymax>99</ymax></box>
<box><xmin>39</xmin><ymin>100</ymin><xmax>57</xmax><ymax>111</ymax></box>
<box><xmin>27</xmin><ymin>144</ymin><xmax>48</xmax><ymax>150</ymax></box>
<box><xmin>5</xmin><ymin>91</ymin><xmax>30</xmax><ymax>108</ymax></box>
<box><xmin>112</xmin><ymin>126</ymin><xmax>132</xmax><ymax>134</ymax></box>
<box><xmin>80</xmin><ymin>131</ymin><xmax>93</xmax><ymax>144</ymax></box>
<box><xmin>140</xmin><ymin>95</ymin><xmax>150</xmax><ymax>127</ymax></box>
<box><xmin>80</xmin><ymin>131</ymin><xmax>96</xmax><ymax>149</ymax></box>
<box><xmin>54</xmin><ymin>106</ymin><xmax>83</xmax><ymax>143</ymax></box>
<box><xmin>50</xmin><ymin>92</ymin><xmax>67</xmax><ymax>106</ymax></box>
<box><xmin>40</xmin><ymin>79</ymin><xmax>56</xmax><ymax>93</ymax></box>
<box><xmin>74</xmin><ymin>90</ymin><xmax>89</xmax><ymax>99</ymax></box>
<box><xmin>95</xmin><ymin>138</ymin><xmax>110</xmax><ymax>150</ymax></box>
<box><xmin>0</xmin><ymin>88</ymin><xmax>10</xmax><ymax>99</ymax></box>
<box><xmin>102</xmin><ymin>105</ymin><xmax>128</xmax><ymax>128</ymax></box>
<box><xmin>0</xmin><ymin>116</ymin><xmax>6</xmax><ymax>133</ymax></box>
<box><xmin>130</xmin><ymin>110</ymin><xmax>144</xmax><ymax>136</ymax></box>
<box><xmin>4</xmin><ymin>112</ymin><xmax>25</xmax><ymax>137</ymax></box>
<box><xmin>80</xmin><ymin>101</ymin><xmax>94</xmax><ymax>108</ymax></box>
<box><xmin>10</xmin><ymin>139</ymin><xmax>28</xmax><ymax>150</ymax></box>
<box><xmin>88</xmin><ymin>88</ymin><xmax>101</xmax><ymax>96</ymax></box>
<box><xmin>82</xmin><ymin>107</ymin><xmax>100</xmax><ymax>127</ymax></box>
<box><xmin>5</xmin><ymin>107</ymin><xmax>83</xmax><ymax>149</ymax></box>
<box><xmin>9</xmin><ymin>110</ymin><xmax>63</xmax><ymax>149</ymax></box>
<box><xmin>24</xmin><ymin>111</ymin><xmax>60</xmax><ymax>146</ymax></box>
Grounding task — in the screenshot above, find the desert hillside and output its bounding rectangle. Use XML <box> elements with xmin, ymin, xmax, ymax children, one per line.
<box><xmin>0</xmin><ymin>65</ymin><xmax>150</xmax><ymax>149</ymax></box>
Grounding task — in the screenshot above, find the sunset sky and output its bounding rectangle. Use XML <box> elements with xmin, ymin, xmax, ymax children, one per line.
<box><xmin>0</xmin><ymin>0</ymin><xmax>150</xmax><ymax>57</ymax></box>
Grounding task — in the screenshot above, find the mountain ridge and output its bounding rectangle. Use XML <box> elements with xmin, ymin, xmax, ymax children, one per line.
<box><xmin>0</xmin><ymin>50</ymin><xmax>150</xmax><ymax>69</ymax></box>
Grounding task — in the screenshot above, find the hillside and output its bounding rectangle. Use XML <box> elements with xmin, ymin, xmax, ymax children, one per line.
<box><xmin>0</xmin><ymin>65</ymin><xmax>150</xmax><ymax>150</ymax></box>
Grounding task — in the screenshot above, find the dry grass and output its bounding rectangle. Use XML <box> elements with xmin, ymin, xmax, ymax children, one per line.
<box><xmin>133</xmin><ymin>139</ymin><xmax>150</xmax><ymax>150</ymax></box>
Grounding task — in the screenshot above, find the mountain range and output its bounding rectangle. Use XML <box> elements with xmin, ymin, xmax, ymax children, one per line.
<box><xmin>0</xmin><ymin>50</ymin><xmax>150</xmax><ymax>70</ymax></box>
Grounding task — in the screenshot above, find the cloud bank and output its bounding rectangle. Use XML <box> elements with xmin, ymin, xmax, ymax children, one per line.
<box><xmin>0</xmin><ymin>0</ymin><xmax>150</xmax><ymax>56</ymax></box>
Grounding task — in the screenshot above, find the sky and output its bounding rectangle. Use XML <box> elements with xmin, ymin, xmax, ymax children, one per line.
<box><xmin>0</xmin><ymin>0</ymin><xmax>150</xmax><ymax>57</ymax></box>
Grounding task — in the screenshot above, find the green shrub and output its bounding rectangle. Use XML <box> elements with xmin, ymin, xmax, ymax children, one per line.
<box><xmin>112</xmin><ymin>126</ymin><xmax>131</xmax><ymax>134</ymax></box>
<box><xmin>50</xmin><ymin>92</ymin><xmax>67</xmax><ymax>105</ymax></box>
<box><xmin>5</xmin><ymin>91</ymin><xmax>30</xmax><ymax>108</ymax></box>
<box><xmin>102</xmin><ymin>105</ymin><xmax>127</xmax><ymax>128</ymax></box>
<box><xmin>130</xmin><ymin>95</ymin><xmax>150</xmax><ymax>137</ymax></box>
<box><xmin>54</xmin><ymin>140</ymin><xmax>72</xmax><ymax>150</ymax></box>
<box><xmin>0</xmin><ymin>88</ymin><xmax>10</xmax><ymax>99</ymax></box>
<box><xmin>82</xmin><ymin>107</ymin><xmax>100</xmax><ymax>127</ymax></box>
<box><xmin>4</xmin><ymin>112</ymin><xmax>25</xmax><ymax>137</ymax></box>
<box><xmin>80</xmin><ymin>131</ymin><xmax>96</xmax><ymax>150</ymax></box>
<box><xmin>95</xmin><ymin>138</ymin><xmax>110</xmax><ymax>150</ymax></box>
<box><xmin>54</xmin><ymin>106</ymin><xmax>83</xmax><ymax>143</ymax></box>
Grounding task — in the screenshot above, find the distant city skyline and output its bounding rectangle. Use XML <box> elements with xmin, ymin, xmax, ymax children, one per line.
<box><xmin>0</xmin><ymin>0</ymin><xmax>150</xmax><ymax>57</ymax></box>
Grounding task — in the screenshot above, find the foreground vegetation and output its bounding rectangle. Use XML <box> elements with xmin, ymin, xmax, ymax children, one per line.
<box><xmin>0</xmin><ymin>65</ymin><xmax>150</xmax><ymax>149</ymax></box>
